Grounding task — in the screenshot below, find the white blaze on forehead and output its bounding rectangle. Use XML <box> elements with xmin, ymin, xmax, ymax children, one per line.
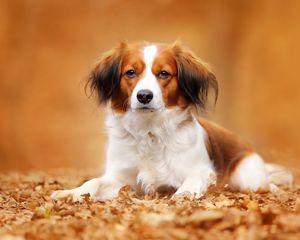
<box><xmin>143</xmin><ymin>45</ymin><xmax>157</xmax><ymax>70</ymax></box>
<box><xmin>130</xmin><ymin>44</ymin><xmax>163</xmax><ymax>110</ymax></box>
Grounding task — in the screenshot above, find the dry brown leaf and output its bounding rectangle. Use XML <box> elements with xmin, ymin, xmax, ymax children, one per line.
<box><xmin>140</xmin><ymin>212</ymin><xmax>175</xmax><ymax>226</ymax></box>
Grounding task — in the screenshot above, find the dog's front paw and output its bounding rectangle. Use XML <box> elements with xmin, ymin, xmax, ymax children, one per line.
<box><xmin>51</xmin><ymin>190</ymin><xmax>84</xmax><ymax>202</ymax></box>
<box><xmin>173</xmin><ymin>188</ymin><xmax>203</xmax><ymax>199</ymax></box>
<box><xmin>173</xmin><ymin>172</ymin><xmax>216</xmax><ymax>199</ymax></box>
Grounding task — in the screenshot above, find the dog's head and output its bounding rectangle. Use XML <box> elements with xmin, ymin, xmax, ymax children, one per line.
<box><xmin>87</xmin><ymin>42</ymin><xmax>218</xmax><ymax>113</ymax></box>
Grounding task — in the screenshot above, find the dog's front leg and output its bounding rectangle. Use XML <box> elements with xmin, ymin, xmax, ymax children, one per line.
<box><xmin>174</xmin><ymin>164</ymin><xmax>216</xmax><ymax>199</ymax></box>
<box><xmin>136</xmin><ymin>170</ymin><xmax>158</xmax><ymax>196</ymax></box>
<box><xmin>51</xmin><ymin>168</ymin><xmax>137</xmax><ymax>202</ymax></box>
<box><xmin>50</xmin><ymin>175</ymin><xmax>120</xmax><ymax>202</ymax></box>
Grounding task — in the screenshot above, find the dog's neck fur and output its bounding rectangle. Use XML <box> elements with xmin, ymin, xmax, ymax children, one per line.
<box><xmin>107</xmin><ymin>107</ymin><xmax>194</xmax><ymax>142</ymax></box>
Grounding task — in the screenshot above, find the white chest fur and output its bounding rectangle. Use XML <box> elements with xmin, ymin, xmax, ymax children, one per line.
<box><xmin>105</xmin><ymin>108</ymin><xmax>213</xmax><ymax>193</ymax></box>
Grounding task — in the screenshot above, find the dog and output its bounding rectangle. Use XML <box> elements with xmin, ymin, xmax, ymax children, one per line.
<box><xmin>51</xmin><ymin>42</ymin><xmax>293</xmax><ymax>201</ymax></box>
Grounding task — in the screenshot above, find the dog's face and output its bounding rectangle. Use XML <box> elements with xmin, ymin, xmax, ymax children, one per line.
<box><xmin>88</xmin><ymin>42</ymin><xmax>218</xmax><ymax>113</ymax></box>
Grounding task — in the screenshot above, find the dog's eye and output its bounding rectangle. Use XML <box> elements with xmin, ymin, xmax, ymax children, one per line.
<box><xmin>125</xmin><ymin>69</ymin><xmax>136</xmax><ymax>78</ymax></box>
<box><xmin>158</xmin><ymin>71</ymin><xmax>170</xmax><ymax>79</ymax></box>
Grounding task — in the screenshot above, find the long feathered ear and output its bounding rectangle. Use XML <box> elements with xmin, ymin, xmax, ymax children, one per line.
<box><xmin>172</xmin><ymin>43</ymin><xmax>218</xmax><ymax>110</ymax></box>
<box><xmin>86</xmin><ymin>43</ymin><xmax>126</xmax><ymax>104</ymax></box>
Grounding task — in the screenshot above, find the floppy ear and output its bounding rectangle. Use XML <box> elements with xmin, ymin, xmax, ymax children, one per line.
<box><xmin>87</xmin><ymin>43</ymin><xmax>126</xmax><ymax>104</ymax></box>
<box><xmin>172</xmin><ymin>44</ymin><xmax>218</xmax><ymax>110</ymax></box>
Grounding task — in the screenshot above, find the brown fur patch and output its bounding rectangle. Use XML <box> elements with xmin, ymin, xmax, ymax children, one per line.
<box><xmin>172</xmin><ymin>43</ymin><xmax>218</xmax><ymax>110</ymax></box>
<box><xmin>152</xmin><ymin>47</ymin><xmax>189</xmax><ymax>109</ymax></box>
<box><xmin>198</xmin><ymin>118</ymin><xmax>253</xmax><ymax>181</ymax></box>
<box><xmin>111</xmin><ymin>47</ymin><xmax>145</xmax><ymax>113</ymax></box>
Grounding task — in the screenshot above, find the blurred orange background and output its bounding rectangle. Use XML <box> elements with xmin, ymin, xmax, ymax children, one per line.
<box><xmin>1</xmin><ymin>0</ymin><xmax>299</xmax><ymax>173</ymax></box>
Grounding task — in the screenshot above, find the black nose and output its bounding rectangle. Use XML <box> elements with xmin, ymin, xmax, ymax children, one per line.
<box><xmin>137</xmin><ymin>89</ymin><xmax>153</xmax><ymax>104</ymax></box>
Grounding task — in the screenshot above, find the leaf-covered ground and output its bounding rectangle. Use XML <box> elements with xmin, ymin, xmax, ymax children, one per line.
<box><xmin>0</xmin><ymin>170</ymin><xmax>299</xmax><ymax>240</ymax></box>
